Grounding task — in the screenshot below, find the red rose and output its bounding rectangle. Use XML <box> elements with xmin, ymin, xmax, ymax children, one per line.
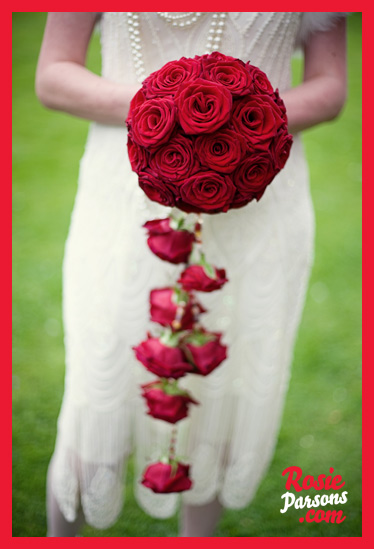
<box><xmin>230</xmin><ymin>192</ymin><xmax>255</xmax><ymax>209</ymax></box>
<box><xmin>195</xmin><ymin>129</ymin><xmax>246</xmax><ymax>174</ymax></box>
<box><xmin>127</xmin><ymin>133</ymin><xmax>148</xmax><ymax>173</ymax></box>
<box><xmin>131</xmin><ymin>97</ymin><xmax>176</xmax><ymax>148</ymax></box>
<box><xmin>271</xmin><ymin>88</ymin><xmax>288</xmax><ymax>118</ymax></box>
<box><xmin>149</xmin><ymin>133</ymin><xmax>199</xmax><ymax>182</ymax></box>
<box><xmin>203</xmin><ymin>58</ymin><xmax>253</xmax><ymax>96</ymax></box>
<box><xmin>233</xmin><ymin>152</ymin><xmax>277</xmax><ymax>199</ymax></box>
<box><xmin>183</xmin><ymin>331</ymin><xmax>227</xmax><ymax>376</ymax></box>
<box><xmin>198</xmin><ymin>51</ymin><xmax>236</xmax><ymax>62</ymax></box>
<box><xmin>133</xmin><ymin>335</ymin><xmax>193</xmax><ymax>379</ymax></box>
<box><xmin>178</xmin><ymin>264</ymin><xmax>228</xmax><ymax>292</ymax></box>
<box><xmin>177</xmin><ymin>171</ymin><xmax>236</xmax><ymax>214</ymax></box>
<box><xmin>141</xmin><ymin>461</ymin><xmax>192</xmax><ymax>493</ymax></box>
<box><xmin>246</xmin><ymin>64</ymin><xmax>274</xmax><ymax>95</ymax></box>
<box><xmin>271</xmin><ymin>130</ymin><xmax>293</xmax><ymax>171</ymax></box>
<box><xmin>150</xmin><ymin>287</ymin><xmax>205</xmax><ymax>329</ymax></box>
<box><xmin>174</xmin><ymin>78</ymin><xmax>232</xmax><ymax>135</ymax></box>
<box><xmin>142</xmin><ymin>58</ymin><xmax>202</xmax><ymax>98</ymax></box>
<box><xmin>141</xmin><ymin>381</ymin><xmax>199</xmax><ymax>423</ymax></box>
<box><xmin>144</xmin><ymin>218</ymin><xmax>195</xmax><ymax>264</ymax></box>
<box><xmin>232</xmin><ymin>94</ymin><xmax>285</xmax><ymax>150</ymax></box>
<box><xmin>126</xmin><ymin>88</ymin><xmax>146</xmax><ymax>126</ymax></box>
<box><xmin>138</xmin><ymin>170</ymin><xmax>176</xmax><ymax>207</ymax></box>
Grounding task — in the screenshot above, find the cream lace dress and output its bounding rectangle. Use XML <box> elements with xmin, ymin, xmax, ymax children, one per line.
<box><xmin>50</xmin><ymin>12</ymin><xmax>347</xmax><ymax>528</ymax></box>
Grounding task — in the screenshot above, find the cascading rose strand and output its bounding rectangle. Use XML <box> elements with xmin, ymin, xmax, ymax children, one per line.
<box><xmin>127</xmin><ymin>52</ymin><xmax>292</xmax><ymax>494</ymax></box>
<box><xmin>134</xmin><ymin>244</ymin><xmax>229</xmax><ymax>492</ymax></box>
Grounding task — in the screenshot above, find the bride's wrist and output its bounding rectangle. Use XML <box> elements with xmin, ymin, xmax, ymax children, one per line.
<box><xmin>109</xmin><ymin>82</ymin><xmax>141</xmax><ymax>125</ymax></box>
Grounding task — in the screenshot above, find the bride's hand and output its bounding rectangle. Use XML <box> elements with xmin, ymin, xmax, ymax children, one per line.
<box><xmin>35</xmin><ymin>12</ymin><xmax>140</xmax><ymax>125</ymax></box>
<box><xmin>282</xmin><ymin>17</ymin><xmax>347</xmax><ymax>134</ymax></box>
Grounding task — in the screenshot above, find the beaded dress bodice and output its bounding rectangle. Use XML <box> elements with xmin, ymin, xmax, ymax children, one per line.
<box><xmin>100</xmin><ymin>12</ymin><xmax>302</xmax><ymax>90</ymax></box>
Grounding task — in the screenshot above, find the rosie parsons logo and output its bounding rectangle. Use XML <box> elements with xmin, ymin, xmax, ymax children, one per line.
<box><xmin>280</xmin><ymin>466</ymin><xmax>348</xmax><ymax>524</ymax></box>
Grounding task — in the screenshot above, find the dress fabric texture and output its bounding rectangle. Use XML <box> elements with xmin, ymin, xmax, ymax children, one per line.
<box><xmin>50</xmin><ymin>12</ymin><xmax>345</xmax><ymax>528</ymax></box>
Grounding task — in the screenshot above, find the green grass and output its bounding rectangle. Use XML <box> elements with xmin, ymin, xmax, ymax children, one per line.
<box><xmin>12</xmin><ymin>13</ymin><xmax>362</xmax><ymax>537</ymax></box>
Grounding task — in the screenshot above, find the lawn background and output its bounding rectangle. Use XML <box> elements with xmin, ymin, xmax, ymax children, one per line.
<box><xmin>12</xmin><ymin>12</ymin><xmax>362</xmax><ymax>537</ymax></box>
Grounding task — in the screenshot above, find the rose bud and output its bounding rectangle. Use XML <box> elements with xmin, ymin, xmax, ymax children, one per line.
<box><xmin>143</xmin><ymin>218</ymin><xmax>195</xmax><ymax>264</ymax></box>
<box><xmin>141</xmin><ymin>461</ymin><xmax>192</xmax><ymax>493</ymax></box>
<box><xmin>182</xmin><ymin>331</ymin><xmax>227</xmax><ymax>375</ymax></box>
<box><xmin>178</xmin><ymin>264</ymin><xmax>228</xmax><ymax>293</ymax></box>
<box><xmin>141</xmin><ymin>380</ymin><xmax>199</xmax><ymax>424</ymax></box>
<box><xmin>150</xmin><ymin>287</ymin><xmax>205</xmax><ymax>330</ymax></box>
<box><xmin>133</xmin><ymin>334</ymin><xmax>193</xmax><ymax>379</ymax></box>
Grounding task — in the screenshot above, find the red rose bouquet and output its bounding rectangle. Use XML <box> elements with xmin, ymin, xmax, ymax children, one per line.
<box><xmin>126</xmin><ymin>52</ymin><xmax>292</xmax><ymax>494</ymax></box>
<box><xmin>127</xmin><ymin>52</ymin><xmax>292</xmax><ymax>214</ymax></box>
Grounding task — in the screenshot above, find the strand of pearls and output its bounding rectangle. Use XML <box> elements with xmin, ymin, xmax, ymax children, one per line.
<box><xmin>205</xmin><ymin>13</ymin><xmax>227</xmax><ymax>53</ymax></box>
<box><xmin>127</xmin><ymin>12</ymin><xmax>227</xmax><ymax>83</ymax></box>
<box><xmin>127</xmin><ymin>12</ymin><xmax>145</xmax><ymax>83</ymax></box>
<box><xmin>156</xmin><ymin>12</ymin><xmax>203</xmax><ymax>27</ymax></box>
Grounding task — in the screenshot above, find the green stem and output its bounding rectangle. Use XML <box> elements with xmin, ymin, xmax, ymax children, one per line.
<box><xmin>168</xmin><ymin>425</ymin><xmax>178</xmax><ymax>463</ymax></box>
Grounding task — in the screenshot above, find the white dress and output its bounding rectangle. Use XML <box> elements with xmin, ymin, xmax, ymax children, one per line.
<box><xmin>51</xmin><ymin>12</ymin><xmax>347</xmax><ymax>528</ymax></box>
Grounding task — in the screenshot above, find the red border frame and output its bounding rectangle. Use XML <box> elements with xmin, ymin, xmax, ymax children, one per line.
<box><xmin>9</xmin><ymin>2</ymin><xmax>366</xmax><ymax>545</ymax></box>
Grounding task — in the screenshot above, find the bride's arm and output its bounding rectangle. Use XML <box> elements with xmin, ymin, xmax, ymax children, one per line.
<box><xmin>36</xmin><ymin>13</ymin><xmax>347</xmax><ymax>131</ymax></box>
<box><xmin>282</xmin><ymin>17</ymin><xmax>347</xmax><ymax>134</ymax></box>
<box><xmin>35</xmin><ymin>12</ymin><xmax>139</xmax><ymax>125</ymax></box>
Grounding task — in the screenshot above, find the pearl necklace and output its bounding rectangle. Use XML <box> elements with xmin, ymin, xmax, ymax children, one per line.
<box><xmin>156</xmin><ymin>12</ymin><xmax>203</xmax><ymax>27</ymax></box>
<box><xmin>127</xmin><ymin>12</ymin><xmax>227</xmax><ymax>83</ymax></box>
<box><xmin>206</xmin><ymin>13</ymin><xmax>227</xmax><ymax>53</ymax></box>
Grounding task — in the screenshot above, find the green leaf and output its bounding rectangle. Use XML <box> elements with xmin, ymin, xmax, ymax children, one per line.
<box><xmin>159</xmin><ymin>328</ymin><xmax>186</xmax><ymax>347</ymax></box>
<box><xmin>159</xmin><ymin>328</ymin><xmax>174</xmax><ymax>346</ymax></box>
<box><xmin>184</xmin><ymin>330</ymin><xmax>215</xmax><ymax>346</ymax></box>
<box><xmin>168</xmin><ymin>211</ymin><xmax>187</xmax><ymax>231</ymax></box>
<box><xmin>202</xmin><ymin>263</ymin><xmax>216</xmax><ymax>279</ymax></box>
<box><xmin>162</xmin><ymin>379</ymin><xmax>180</xmax><ymax>396</ymax></box>
<box><xmin>172</xmin><ymin>286</ymin><xmax>189</xmax><ymax>305</ymax></box>
<box><xmin>192</xmin><ymin>251</ymin><xmax>216</xmax><ymax>279</ymax></box>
